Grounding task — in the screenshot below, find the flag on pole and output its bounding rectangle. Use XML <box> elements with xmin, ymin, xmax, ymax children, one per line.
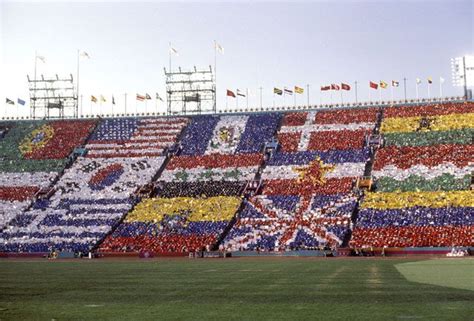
<box><xmin>156</xmin><ymin>93</ymin><xmax>164</xmax><ymax>101</ymax></box>
<box><xmin>36</xmin><ymin>55</ymin><xmax>46</xmax><ymax>63</ymax></box>
<box><xmin>17</xmin><ymin>98</ymin><xmax>26</xmax><ymax>106</ymax></box>
<box><xmin>136</xmin><ymin>94</ymin><xmax>146</xmax><ymax>101</ymax></box>
<box><xmin>145</xmin><ymin>93</ymin><xmax>152</xmax><ymax>100</ymax></box>
<box><xmin>80</xmin><ymin>51</ymin><xmax>90</xmax><ymax>59</ymax></box>
<box><xmin>440</xmin><ymin>77</ymin><xmax>445</xmax><ymax>84</ymax></box>
<box><xmin>237</xmin><ymin>89</ymin><xmax>246</xmax><ymax>97</ymax></box>
<box><xmin>274</xmin><ymin>88</ymin><xmax>283</xmax><ymax>95</ymax></box>
<box><xmin>169</xmin><ymin>46</ymin><xmax>178</xmax><ymax>56</ymax></box>
<box><xmin>112</xmin><ymin>96</ymin><xmax>116</xmax><ymax>105</ymax></box>
<box><xmin>416</xmin><ymin>78</ymin><xmax>421</xmax><ymax>84</ymax></box>
<box><xmin>91</xmin><ymin>95</ymin><xmax>98</xmax><ymax>103</ymax></box>
<box><xmin>284</xmin><ymin>87</ymin><xmax>293</xmax><ymax>95</ymax></box>
<box><xmin>227</xmin><ymin>89</ymin><xmax>236</xmax><ymax>98</ymax></box>
<box><xmin>6</xmin><ymin>98</ymin><xmax>14</xmax><ymax>105</ymax></box>
<box><xmin>100</xmin><ymin>95</ymin><xmax>106</xmax><ymax>103</ymax></box>
<box><xmin>321</xmin><ymin>85</ymin><xmax>331</xmax><ymax>91</ymax></box>
<box><xmin>379</xmin><ymin>81</ymin><xmax>388</xmax><ymax>89</ymax></box>
<box><xmin>331</xmin><ymin>84</ymin><xmax>340</xmax><ymax>91</ymax></box>
<box><xmin>369</xmin><ymin>81</ymin><xmax>379</xmax><ymax>89</ymax></box>
<box><xmin>215</xmin><ymin>42</ymin><xmax>224</xmax><ymax>54</ymax></box>
<box><xmin>392</xmin><ymin>80</ymin><xmax>399</xmax><ymax>87</ymax></box>
<box><xmin>294</xmin><ymin>86</ymin><xmax>304</xmax><ymax>94</ymax></box>
<box><xmin>427</xmin><ymin>77</ymin><xmax>433</xmax><ymax>84</ymax></box>
<box><xmin>341</xmin><ymin>83</ymin><xmax>351</xmax><ymax>91</ymax></box>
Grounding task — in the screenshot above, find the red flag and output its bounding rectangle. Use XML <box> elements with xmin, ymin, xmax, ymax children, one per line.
<box><xmin>369</xmin><ymin>81</ymin><xmax>378</xmax><ymax>90</ymax></box>
<box><xmin>136</xmin><ymin>94</ymin><xmax>146</xmax><ymax>101</ymax></box>
<box><xmin>331</xmin><ymin>84</ymin><xmax>340</xmax><ymax>91</ymax></box>
<box><xmin>226</xmin><ymin>89</ymin><xmax>236</xmax><ymax>98</ymax></box>
<box><xmin>341</xmin><ymin>83</ymin><xmax>351</xmax><ymax>91</ymax></box>
<box><xmin>320</xmin><ymin>86</ymin><xmax>331</xmax><ymax>91</ymax></box>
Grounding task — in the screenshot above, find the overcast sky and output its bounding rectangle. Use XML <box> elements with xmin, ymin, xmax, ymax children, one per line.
<box><xmin>1</xmin><ymin>0</ymin><xmax>473</xmax><ymax>117</ymax></box>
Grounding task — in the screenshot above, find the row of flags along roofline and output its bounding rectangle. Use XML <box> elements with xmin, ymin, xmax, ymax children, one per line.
<box><xmin>320</xmin><ymin>83</ymin><xmax>351</xmax><ymax>91</ymax></box>
<box><xmin>369</xmin><ymin>77</ymin><xmax>444</xmax><ymax>89</ymax></box>
<box><xmin>274</xmin><ymin>86</ymin><xmax>305</xmax><ymax>95</ymax></box>
<box><xmin>5</xmin><ymin>98</ymin><xmax>26</xmax><ymax>106</ymax></box>
<box><xmin>226</xmin><ymin>89</ymin><xmax>247</xmax><ymax>98</ymax></box>
<box><xmin>90</xmin><ymin>93</ymin><xmax>164</xmax><ymax>103</ymax></box>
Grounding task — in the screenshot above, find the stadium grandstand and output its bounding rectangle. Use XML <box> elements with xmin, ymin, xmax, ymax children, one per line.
<box><xmin>0</xmin><ymin>99</ymin><xmax>472</xmax><ymax>256</ymax></box>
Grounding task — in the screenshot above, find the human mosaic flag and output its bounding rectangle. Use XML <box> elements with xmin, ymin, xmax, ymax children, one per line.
<box><xmin>0</xmin><ymin>157</ymin><xmax>165</xmax><ymax>252</ymax></box>
<box><xmin>223</xmin><ymin>108</ymin><xmax>376</xmax><ymax>251</ymax></box>
<box><xmin>159</xmin><ymin>114</ymin><xmax>280</xmax><ymax>197</ymax></box>
<box><xmin>99</xmin><ymin>196</ymin><xmax>241</xmax><ymax>253</ymax></box>
<box><xmin>351</xmin><ymin>102</ymin><xmax>474</xmax><ymax>248</ymax></box>
<box><xmin>373</xmin><ymin>102</ymin><xmax>474</xmax><ymax>192</ymax></box>
<box><xmin>85</xmin><ymin>117</ymin><xmax>188</xmax><ymax>158</ymax></box>
<box><xmin>276</xmin><ymin>109</ymin><xmax>377</xmax><ymax>152</ymax></box>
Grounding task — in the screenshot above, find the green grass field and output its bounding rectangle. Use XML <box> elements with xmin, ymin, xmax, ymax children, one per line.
<box><xmin>0</xmin><ymin>257</ymin><xmax>472</xmax><ymax>321</ymax></box>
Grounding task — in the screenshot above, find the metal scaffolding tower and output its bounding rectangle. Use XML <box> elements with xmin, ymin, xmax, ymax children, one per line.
<box><xmin>27</xmin><ymin>74</ymin><xmax>77</xmax><ymax>119</ymax></box>
<box><xmin>164</xmin><ymin>66</ymin><xmax>216</xmax><ymax>115</ymax></box>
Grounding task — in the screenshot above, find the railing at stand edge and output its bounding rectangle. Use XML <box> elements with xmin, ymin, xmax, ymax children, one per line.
<box><xmin>1</xmin><ymin>96</ymin><xmax>469</xmax><ymax>121</ymax></box>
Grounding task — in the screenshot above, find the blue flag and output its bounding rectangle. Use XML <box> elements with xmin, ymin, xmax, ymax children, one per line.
<box><xmin>17</xmin><ymin>98</ymin><xmax>26</xmax><ymax>106</ymax></box>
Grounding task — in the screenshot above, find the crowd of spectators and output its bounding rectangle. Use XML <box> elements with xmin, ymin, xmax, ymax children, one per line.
<box><xmin>352</xmin><ymin>101</ymin><xmax>474</xmax><ymax>248</ymax></box>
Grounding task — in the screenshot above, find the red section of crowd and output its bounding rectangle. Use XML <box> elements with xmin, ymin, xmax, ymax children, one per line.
<box><xmin>373</xmin><ymin>144</ymin><xmax>474</xmax><ymax>170</ymax></box>
<box><xmin>0</xmin><ymin>186</ymin><xmax>39</xmax><ymax>202</ymax></box>
<box><xmin>277</xmin><ymin>129</ymin><xmax>369</xmax><ymax>152</ymax></box>
<box><xmin>167</xmin><ymin>154</ymin><xmax>263</xmax><ymax>170</ymax></box>
<box><xmin>350</xmin><ymin>226</ymin><xmax>473</xmax><ymax>247</ymax></box>
<box><xmin>307</xmin><ymin>129</ymin><xmax>370</xmax><ymax>151</ymax></box>
<box><xmin>315</xmin><ymin>108</ymin><xmax>378</xmax><ymax>124</ymax></box>
<box><xmin>262</xmin><ymin>177</ymin><xmax>354</xmax><ymax>196</ymax></box>
<box><xmin>25</xmin><ymin>120</ymin><xmax>96</xmax><ymax>159</ymax></box>
<box><xmin>99</xmin><ymin>235</ymin><xmax>216</xmax><ymax>253</ymax></box>
<box><xmin>281</xmin><ymin>112</ymin><xmax>308</xmax><ymax>126</ymax></box>
<box><xmin>383</xmin><ymin>102</ymin><xmax>474</xmax><ymax>118</ymax></box>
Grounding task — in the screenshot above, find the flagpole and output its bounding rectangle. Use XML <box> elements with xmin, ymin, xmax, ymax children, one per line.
<box><xmin>112</xmin><ymin>96</ymin><xmax>114</xmax><ymax>115</ymax></box>
<box><xmin>80</xmin><ymin>95</ymin><xmax>83</xmax><ymax>117</ymax></box>
<box><xmin>340</xmin><ymin>89</ymin><xmax>343</xmax><ymax>105</ymax></box>
<box><xmin>294</xmin><ymin>91</ymin><xmax>296</xmax><ymax>107</ymax></box>
<box><xmin>306</xmin><ymin>84</ymin><xmax>310</xmax><ymax>108</ymax></box>
<box><xmin>169</xmin><ymin>42</ymin><xmax>172</xmax><ymax>71</ymax></box>
<box><xmin>355</xmin><ymin>81</ymin><xmax>358</xmax><ymax>104</ymax></box>
<box><xmin>403</xmin><ymin>77</ymin><xmax>407</xmax><ymax>102</ymax></box>
<box><xmin>273</xmin><ymin>92</ymin><xmax>275</xmax><ymax>109</ymax></box>
<box><xmin>369</xmin><ymin>85</ymin><xmax>371</xmax><ymax>103</ymax></box>
<box><xmin>226</xmin><ymin>93</ymin><xmax>228</xmax><ymax>110</ymax></box>
<box><xmin>390</xmin><ymin>84</ymin><xmax>393</xmax><ymax>104</ymax></box>
<box><xmin>440</xmin><ymin>79</ymin><xmax>443</xmax><ymax>98</ymax></box>
<box><xmin>246</xmin><ymin>88</ymin><xmax>249</xmax><ymax>110</ymax></box>
<box><xmin>214</xmin><ymin>40</ymin><xmax>217</xmax><ymax>107</ymax></box>
<box><xmin>378</xmin><ymin>86</ymin><xmax>381</xmax><ymax>102</ymax></box>
<box><xmin>428</xmin><ymin>83</ymin><xmax>431</xmax><ymax>99</ymax></box>
<box><xmin>76</xmin><ymin>49</ymin><xmax>80</xmax><ymax>118</ymax></box>
<box><xmin>33</xmin><ymin>51</ymin><xmax>38</xmax><ymax>119</ymax></box>
<box><xmin>415</xmin><ymin>82</ymin><xmax>419</xmax><ymax>100</ymax></box>
<box><xmin>124</xmin><ymin>93</ymin><xmax>127</xmax><ymax>115</ymax></box>
<box><xmin>155</xmin><ymin>97</ymin><xmax>158</xmax><ymax>114</ymax></box>
<box><xmin>259</xmin><ymin>87</ymin><xmax>263</xmax><ymax>109</ymax></box>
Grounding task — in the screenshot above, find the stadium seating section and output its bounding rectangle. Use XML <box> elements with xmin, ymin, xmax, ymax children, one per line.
<box><xmin>350</xmin><ymin>102</ymin><xmax>474</xmax><ymax>247</ymax></box>
<box><xmin>0</xmin><ymin>101</ymin><xmax>473</xmax><ymax>253</ymax></box>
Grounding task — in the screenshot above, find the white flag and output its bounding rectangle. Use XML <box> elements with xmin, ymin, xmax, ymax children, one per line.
<box><xmin>80</xmin><ymin>51</ymin><xmax>90</xmax><ymax>59</ymax></box>
<box><xmin>215</xmin><ymin>42</ymin><xmax>224</xmax><ymax>54</ymax></box>
<box><xmin>169</xmin><ymin>46</ymin><xmax>178</xmax><ymax>56</ymax></box>
<box><xmin>440</xmin><ymin>77</ymin><xmax>445</xmax><ymax>84</ymax></box>
<box><xmin>416</xmin><ymin>78</ymin><xmax>421</xmax><ymax>84</ymax></box>
<box><xmin>36</xmin><ymin>55</ymin><xmax>46</xmax><ymax>63</ymax></box>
